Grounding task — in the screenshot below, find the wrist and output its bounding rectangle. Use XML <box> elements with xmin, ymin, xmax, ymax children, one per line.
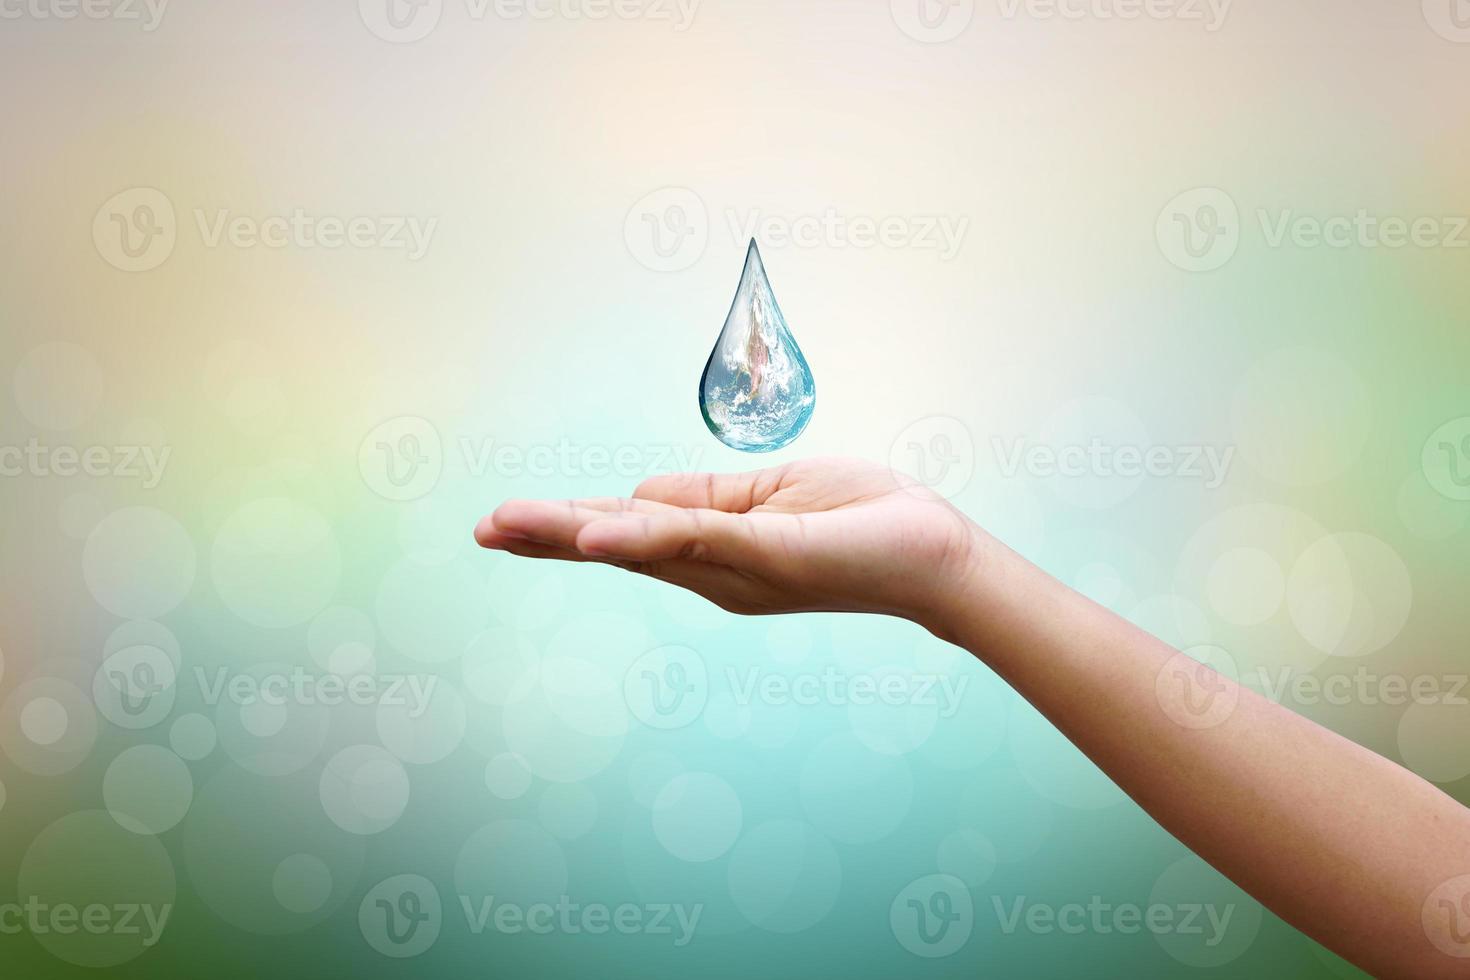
<box><xmin>911</xmin><ymin>519</ymin><xmax>1003</xmax><ymax>647</ymax></box>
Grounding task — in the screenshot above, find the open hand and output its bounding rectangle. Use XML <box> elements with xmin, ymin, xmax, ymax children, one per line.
<box><xmin>474</xmin><ymin>457</ymin><xmax>984</xmax><ymax>633</ymax></box>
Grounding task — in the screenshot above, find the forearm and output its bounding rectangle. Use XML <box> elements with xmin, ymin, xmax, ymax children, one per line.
<box><xmin>935</xmin><ymin>531</ymin><xmax>1470</xmax><ymax>978</ymax></box>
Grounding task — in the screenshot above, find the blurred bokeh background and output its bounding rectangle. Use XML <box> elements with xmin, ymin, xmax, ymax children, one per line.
<box><xmin>1</xmin><ymin>0</ymin><xmax>1467</xmax><ymax>975</ymax></box>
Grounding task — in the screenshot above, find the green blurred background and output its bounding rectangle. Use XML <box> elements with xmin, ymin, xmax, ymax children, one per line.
<box><xmin>1</xmin><ymin>0</ymin><xmax>1467</xmax><ymax>975</ymax></box>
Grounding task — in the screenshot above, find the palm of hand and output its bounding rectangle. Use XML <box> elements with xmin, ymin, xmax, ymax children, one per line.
<box><xmin>476</xmin><ymin>457</ymin><xmax>979</xmax><ymax>625</ymax></box>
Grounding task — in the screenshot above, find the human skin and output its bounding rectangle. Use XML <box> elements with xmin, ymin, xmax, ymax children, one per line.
<box><xmin>474</xmin><ymin>457</ymin><xmax>1470</xmax><ymax>978</ymax></box>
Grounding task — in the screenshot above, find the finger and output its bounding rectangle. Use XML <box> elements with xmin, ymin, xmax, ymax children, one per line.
<box><xmin>474</xmin><ymin>526</ymin><xmax>604</xmax><ymax>564</ymax></box>
<box><xmin>482</xmin><ymin>498</ymin><xmax>674</xmax><ymax>550</ymax></box>
<box><xmin>633</xmin><ymin>466</ymin><xmax>790</xmax><ymax>513</ymax></box>
<box><xmin>480</xmin><ymin>518</ymin><xmax>766</xmax><ymax>608</ymax></box>
<box><xmin>575</xmin><ymin>509</ymin><xmax>762</xmax><ymax>565</ymax></box>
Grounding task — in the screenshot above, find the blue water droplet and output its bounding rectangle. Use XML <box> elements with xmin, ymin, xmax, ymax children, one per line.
<box><xmin>699</xmin><ymin>240</ymin><xmax>815</xmax><ymax>453</ymax></box>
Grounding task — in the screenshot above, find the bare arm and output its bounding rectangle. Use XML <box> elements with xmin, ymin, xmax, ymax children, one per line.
<box><xmin>475</xmin><ymin>457</ymin><xmax>1470</xmax><ymax>978</ymax></box>
<box><xmin>944</xmin><ymin>531</ymin><xmax>1470</xmax><ymax>978</ymax></box>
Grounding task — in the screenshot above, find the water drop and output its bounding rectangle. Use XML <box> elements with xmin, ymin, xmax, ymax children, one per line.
<box><xmin>699</xmin><ymin>240</ymin><xmax>815</xmax><ymax>452</ymax></box>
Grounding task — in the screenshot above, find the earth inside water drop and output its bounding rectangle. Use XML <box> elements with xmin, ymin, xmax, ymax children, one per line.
<box><xmin>698</xmin><ymin>240</ymin><xmax>815</xmax><ymax>452</ymax></box>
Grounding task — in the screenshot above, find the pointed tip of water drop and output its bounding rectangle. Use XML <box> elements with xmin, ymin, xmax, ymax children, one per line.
<box><xmin>742</xmin><ymin>238</ymin><xmax>766</xmax><ymax>279</ymax></box>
